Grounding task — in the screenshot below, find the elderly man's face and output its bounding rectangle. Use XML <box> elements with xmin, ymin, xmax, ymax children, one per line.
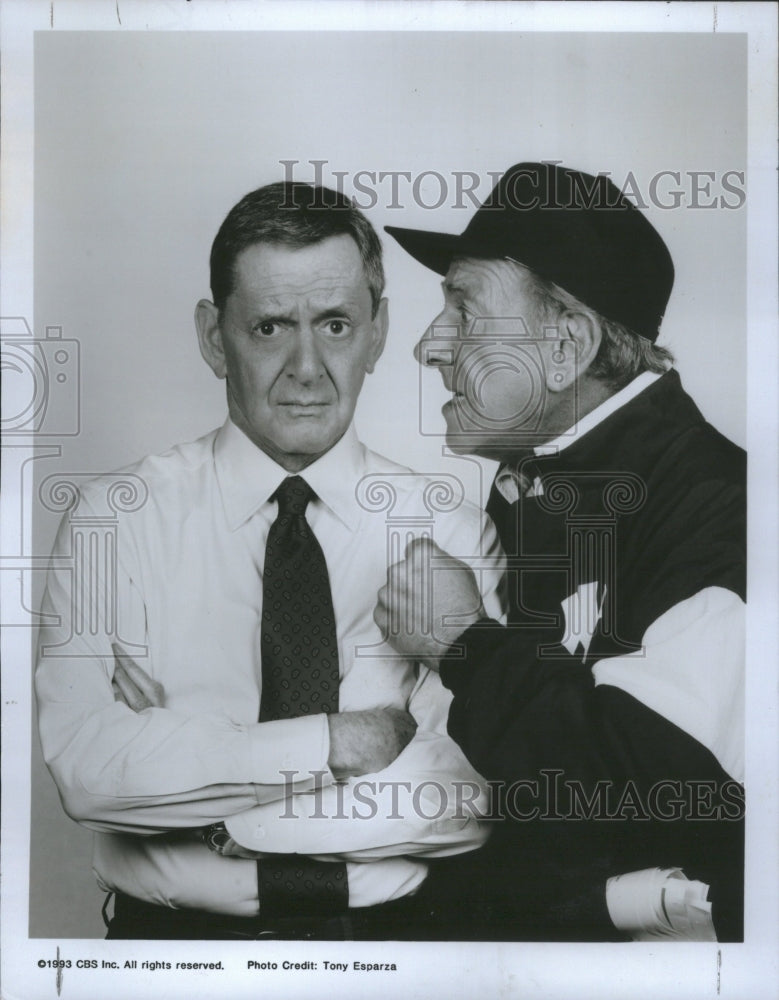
<box><xmin>198</xmin><ymin>235</ymin><xmax>388</xmax><ymax>471</ymax></box>
<box><xmin>415</xmin><ymin>258</ymin><xmax>562</xmax><ymax>458</ymax></box>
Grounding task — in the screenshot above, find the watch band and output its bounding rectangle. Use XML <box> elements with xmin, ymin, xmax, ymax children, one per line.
<box><xmin>200</xmin><ymin>821</ymin><xmax>231</xmax><ymax>855</ymax></box>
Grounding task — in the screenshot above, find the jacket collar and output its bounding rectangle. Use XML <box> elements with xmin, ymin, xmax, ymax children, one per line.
<box><xmin>496</xmin><ymin>369</ymin><xmax>706</xmax><ymax>498</ymax></box>
<box><xmin>535</xmin><ymin>371</ymin><xmax>662</xmax><ymax>458</ymax></box>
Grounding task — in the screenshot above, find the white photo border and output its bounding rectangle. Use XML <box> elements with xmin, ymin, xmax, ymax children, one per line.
<box><xmin>2</xmin><ymin>2</ymin><xmax>777</xmax><ymax>999</ymax></box>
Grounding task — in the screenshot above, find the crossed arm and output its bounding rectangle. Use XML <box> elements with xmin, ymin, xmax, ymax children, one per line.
<box><xmin>35</xmin><ymin>526</ymin><xmax>417</xmax><ymax>837</ymax></box>
<box><xmin>112</xmin><ymin>642</ymin><xmax>417</xmax><ymax>781</ymax></box>
<box><xmin>109</xmin><ymin>643</ymin><xmax>491</xmax><ymax>862</ymax></box>
<box><xmin>37</xmin><ymin>501</ymin><xmax>501</xmax><ymax>856</ymax></box>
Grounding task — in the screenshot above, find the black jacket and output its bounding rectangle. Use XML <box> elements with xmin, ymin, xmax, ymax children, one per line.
<box><xmin>423</xmin><ymin>371</ymin><xmax>745</xmax><ymax>941</ymax></box>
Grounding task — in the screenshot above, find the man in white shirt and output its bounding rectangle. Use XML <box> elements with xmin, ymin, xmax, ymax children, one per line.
<box><xmin>376</xmin><ymin>162</ymin><xmax>745</xmax><ymax>941</ymax></box>
<box><xmin>36</xmin><ymin>182</ymin><xmax>503</xmax><ymax>939</ymax></box>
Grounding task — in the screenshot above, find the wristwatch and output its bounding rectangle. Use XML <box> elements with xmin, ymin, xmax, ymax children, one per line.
<box><xmin>200</xmin><ymin>821</ymin><xmax>231</xmax><ymax>855</ymax></box>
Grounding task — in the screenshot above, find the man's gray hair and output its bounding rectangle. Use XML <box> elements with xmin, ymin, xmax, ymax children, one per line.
<box><xmin>524</xmin><ymin>268</ymin><xmax>674</xmax><ymax>391</ymax></box>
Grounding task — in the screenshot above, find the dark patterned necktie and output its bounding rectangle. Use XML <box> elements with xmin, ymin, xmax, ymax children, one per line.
<box><xmin>258</xmin><ymin>475</ymin><xmax>348</xmax><ymax>917</ymax></box>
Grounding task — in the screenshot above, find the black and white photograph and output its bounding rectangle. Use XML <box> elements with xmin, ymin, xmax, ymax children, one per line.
<box><xmin>1</xmin><ymin>2</ymin><xmax>777</xmax><ymax>998</ymax></box>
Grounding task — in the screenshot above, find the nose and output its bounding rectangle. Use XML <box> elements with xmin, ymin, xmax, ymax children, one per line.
<box><xmin>414</xmin><ymin>310</ymin><xmax>459</xmax><ymax>368</ymax></box>
<box><xmin>286</xmin><ymin>327</ymin><xmax>325</xmax><ymax>383</ymax></box>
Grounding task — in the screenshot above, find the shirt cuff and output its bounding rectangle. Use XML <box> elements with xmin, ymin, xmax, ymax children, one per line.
<box><xmin>439</xmin><ymin>618</ymin><xmax>505</xmax><ymax>695</ymax></box>
<box><xmin>247</xmin><ymin>712</ymin><xmax>331</xmax><ymax>793</ymax></box>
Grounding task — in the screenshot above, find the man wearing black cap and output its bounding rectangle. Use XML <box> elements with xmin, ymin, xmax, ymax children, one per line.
<box><xmin>375</xmin><ymin>162</ymin><xmax>745</xmax><ymax>941</ymax></box>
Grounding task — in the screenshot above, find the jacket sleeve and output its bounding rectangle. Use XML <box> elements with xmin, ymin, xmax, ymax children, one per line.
<box><xmin>441</xmin><ymin>587</ymin><xmax>743</xmax><ymax>793</ymax></box>
<box><xmin>438</xmin><ymin>589</ymin><xmax>745</xmax><ymax>941</ymax></box>
<box><xmin>441</xmin><ymin>464</ymin><xmax>745</xmax><ymax>790</ymax></box>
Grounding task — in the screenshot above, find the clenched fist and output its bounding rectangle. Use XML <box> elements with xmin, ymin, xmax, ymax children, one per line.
<box><xmin>373</xmin><ymin>537</ymin><xmax>485</xmax><ymax>671</ymax></box>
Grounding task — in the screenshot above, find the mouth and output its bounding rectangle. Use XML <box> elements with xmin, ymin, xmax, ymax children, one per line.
<box><xmin>278</xmin><ymin>401</ymin><xmax>332</xmax><ymax>416</ymax></box>
<box><xmin>279</xmin><ymin>400</ymin><xmax>331</xmax><ymax>407</ymax></box>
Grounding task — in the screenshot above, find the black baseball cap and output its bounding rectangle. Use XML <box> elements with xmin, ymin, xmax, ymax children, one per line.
<box><xmin>385</xmin><ymin>162</ymin><xmax>674</xmax><ymax>342</ymax></box>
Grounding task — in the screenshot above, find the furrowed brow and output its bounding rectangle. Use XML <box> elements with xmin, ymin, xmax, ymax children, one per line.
<box><xmin>251</xmin><ymin>310</ymin><xmax>295</xmax><ymax>325</ymax></box>
<box><xmin>312</xmin><ymin>303</ymin><xmax>353</xmax><ymax>323</ymax></box>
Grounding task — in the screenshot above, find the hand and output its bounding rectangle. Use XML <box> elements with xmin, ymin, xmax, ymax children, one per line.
<box><xmin>327</xmin><ymin>708</ymin><xmax>417</xmax><ymax>779</ymax></box>
<box><xmin>111</xmin><ymin>642</ymin><xmax>165</xmax><ymax>711</ymax></box>
<box><xmin>373</xmin><ymin>537</ymin><xmax>485</xmax><ymax>670</ymax></box>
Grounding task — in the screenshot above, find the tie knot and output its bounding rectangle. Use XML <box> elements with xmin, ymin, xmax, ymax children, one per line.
<box><xmin>492</xmin><ymin>455</ymin><xmax>545</xmax><ymax>505</ymax></box>
<box><xmin>275</xmin><ymin>475</ymin><xmax>314</xmax><ymax>517</ymax></box>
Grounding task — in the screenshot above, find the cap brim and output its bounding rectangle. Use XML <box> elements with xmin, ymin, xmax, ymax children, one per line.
<box><xmin>384</xmin><ymin>225</ymin><xmax>481</xmax><ymax>276</ymax></box>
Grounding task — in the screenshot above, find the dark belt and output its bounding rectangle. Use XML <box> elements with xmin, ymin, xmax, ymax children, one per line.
<box><xmin>106</xmin><ymin>891</ymin><xmax>422</xmax><ymax>941</ymax></box>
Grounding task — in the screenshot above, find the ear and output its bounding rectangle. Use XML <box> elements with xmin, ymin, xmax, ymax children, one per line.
<box><xmin>195</xmin><ymin>299</ymin><xmax>227</xmax><ymax>379</ymax></box>
<box><xmin>364</xmin><ymin>297</ymin><xmax>389</xmax><ymax>374</ymax></box>
<box><xmin>545</xmin><ymin>309</ymin><xmax>601</xmax><ymax>392</ymax></box>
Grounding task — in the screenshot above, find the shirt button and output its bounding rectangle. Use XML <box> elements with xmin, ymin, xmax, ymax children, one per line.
<box><xmin>254</xmin><ymin>825</ymin><xmax>266</xmax><ymax>840</ymax></box>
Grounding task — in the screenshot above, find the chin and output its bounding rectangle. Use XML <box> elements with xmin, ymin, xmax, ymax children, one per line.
<box><xmin>283</xmin><ymin>435</ymin><xmax>335</xmax><ymax>457</ymax></box>
<box><xmin>445</xmin><ymin>432</ymin><xmax>487</xmax><ymax>457</ymax></box>
<box><xmin>281</xmin><ymin>424</ymin><xmax>343</xmax><ymax>456</ymax></box>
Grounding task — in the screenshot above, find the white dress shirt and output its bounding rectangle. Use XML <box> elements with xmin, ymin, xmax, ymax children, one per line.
<box><xmin>36</xmin><ymin>419</ymin><xmax>504</xmax><ymax>913</ymax></box>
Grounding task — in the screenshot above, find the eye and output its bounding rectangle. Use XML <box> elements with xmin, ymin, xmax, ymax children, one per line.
<box><xmin>324</xmin><ymin>319</ymin><xmax>350</xmax><ymax>336</ymax></box>
<box><xmin>254</xmin><ymin>320</ymin><xmax>278</xmax><ymax>337</ymax></box>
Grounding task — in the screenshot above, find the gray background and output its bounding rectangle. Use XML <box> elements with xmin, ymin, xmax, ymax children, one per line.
<box><xmin>31</xmin><ymin>30</ymin><xmax>746</xmax><ymax>937</ymax></box>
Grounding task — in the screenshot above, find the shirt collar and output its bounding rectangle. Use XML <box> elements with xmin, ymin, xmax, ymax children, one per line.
<box><xmin>494</xmin><ymin>370</ymin><xmax>664</xmax><ymax>503</ymax></box>
<box><xmin>214</xmin><ymin>418</ymin><xmax>366</xmax><ymax>532</ymax></box>
<box><xmin>534</xmin><ymin>370</ymin><xmax>663</xmax><ymax>457</ymax></box>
